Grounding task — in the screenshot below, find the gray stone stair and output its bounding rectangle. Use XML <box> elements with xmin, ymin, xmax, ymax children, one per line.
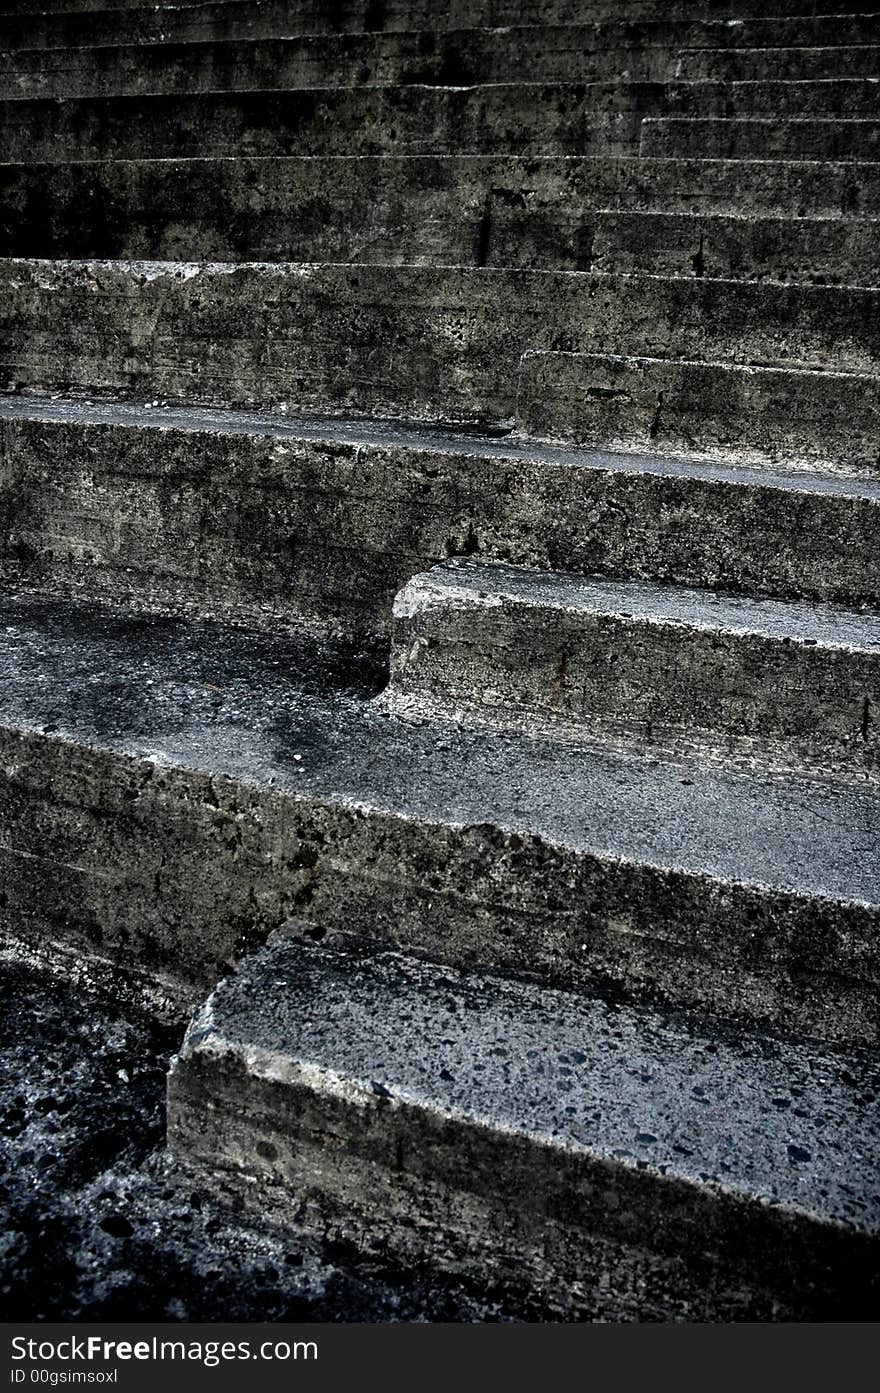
<box><xmin>677</xmin><ymin>43</ymin><xmax>880</xmax><ymax>81</ymax></box>
<box><xmin>3</xmin><ymin>157</ymin><xmax>878</xmax><ymax>285</ymax></box>
<box><xmin>389</xmin><ymin>559</ymin><xmax>880</xmax><ymax>776</ymax></box>
<box><xmin>3</xmin><ymin>260</ymin><xmax>879</xmax><ymax>424</ymax></box>
<box><xmin>517</xmin><ymin>352</ymin><xmax>880</xmax><ymax>470</ymax></box>
<box><xmin>2</xmin><ymin>0</ymin><xmax>879</xmax><ymax>1320</ymax></box>
<box><xmin>4</xmin><ymin>398</ymin><xmax>880</xmax><ymax>630</ymax></box>
<box><xmin>3</xmin><ymin>78</ymin><xmax>876</xmax><ymax>163</ymax></box>
<box><xmin>1</xmin><ymin>3</ymin><xmax>872</xmax><ymax>52</ymax></box>
<box><xmin>2</xmin><ymin>32</ymin><xmax>879</xmax><ymax>97</ymax></box>
<box><xmin>3</xmin><ymin>588</ymin><xmax>880</xmax><ymax>1048</ymax></box>
<box><xmin>167</xmin><ymin>932</ymin><xmax>880</xmax><ymax>1321</ymax></box>
<box><xmin>641</xmin><ymin>115</ymin><xmax>880</xmax><ymax>159</ymax></box>
<box><xmin>588</xmin><ymin>210</ymin><xmax>880</xmax><ymax>285</ymax></box>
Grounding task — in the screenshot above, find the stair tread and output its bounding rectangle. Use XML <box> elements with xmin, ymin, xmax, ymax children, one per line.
<box><xmin>401</xmin><ymin>559</ymin><xmax>880</xmax><ymax>652</ymax></box>
<box><xmin>3</xmin><ymin>587</ymin><xmax>880</xmax><ymax>906</ymax></box>
<box><xmin>175</xmin><ymin>933</ymin><xmax>880</xmax><ymax>1235</ymax></box>
<box><xmin>4</xmin><ymin>393</ymin><xmax>879</xmax><ymax>497</ymax></box>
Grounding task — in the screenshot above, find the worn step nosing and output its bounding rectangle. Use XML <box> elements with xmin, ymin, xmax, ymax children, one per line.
<box><xmin>395</xmin><ymin>567</ymin><xmax>880</xmax><ymax>654</ymax></box>
<box><xmin>4</xmin><ymin>393</ymin><xmax>880</xmax><ymax>633</ymax></box>
<box><xmin>168</xmin><ymin>937</ymin><xmax>880</xmax><ymax>1246</ymax></box>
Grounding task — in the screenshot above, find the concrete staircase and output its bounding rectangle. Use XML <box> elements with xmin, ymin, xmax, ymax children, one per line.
<box><xmin>1</xmin><ymin>0</ymin><xmax>878</xmax><ymax>1320</ymax></box>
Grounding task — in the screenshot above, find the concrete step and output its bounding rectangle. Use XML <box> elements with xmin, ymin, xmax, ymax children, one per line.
<box><xmin>517</xmin><ymin>351</ymin><xmax>880</xmax><ymax>472</ymax></box>
<box><xmin>4</xmin><ymin>157</ymin><xmax>880</xmax><ymax>273</ymax></box>
<box><xmin>678</xmin><ymin>44</ymin><xmax>880</xmax><ymax>83</ymax></box>
<box><xmin>5</xmin><ymin>396</ymin><xmax>880</xmax><ymax>633</ymax></box>
<box><xmin>3</xmin><ymin>33</ymin><xmax>878</xmax><ymax>99</ymax></box>
<box><xmin>390</xmin><ymin>560</ymin><xmax>880</xmax><ymax>777</ymax></box>
<box><xmin>3</xmin><ymin>260</ymin><xmax>879</xmax><ymax>425</ymax></box>
<box><xmin>167</xmin><ymin>933</ymin><xmax>880</xmax><ymax>1320</ymax></box>
<box><xmin>642</xmin><ymin>116</ymin><xmax>880</xmax><ymax>160</ymax></box>
<box><xmin>3</xmin><ymin>5</ymin><xmax>878</xmax><ymax>53</ymax></box>
<box><xmin>0</xmin><ymin>80</ymin><xmax>874</xmax><ymax>163</ymax></box>
<box><xmin>590</xmin><ymin>210</ymin><xmax>880</xmax><ymax>285</ymax></box>
<box><xmin>4</xmin><ymin>396</ymin><xmax>880</xmax><ymax>635</ymax></box>
<box><xmin>3</xmin><ymin>587</ymin><xmax>880</xmax><ymax>1042</ymax></box>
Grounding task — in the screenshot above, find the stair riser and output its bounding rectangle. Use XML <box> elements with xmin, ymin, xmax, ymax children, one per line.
<box><xmin>4</xmin><ymin>3</ymin><xmax>874</xmax><ymax>51</ymax></box>
<box><xmin>3</xmin><ymin>261</ymin><xmax>879</xmax><ymax>425</ymax></box>
<box><xmin>0</xmin><ymin>82</ymin><xmax>874</xmax><ymax>163</ymax></box>
<box><xmin>678</xmin><ymin>47</ymin><xmax>880</xmax><ymax>83</ymax></box>
<box><xmin>518</xmin><ymin>352</ymin><xmax>880</xmax><ymax>472</ymax></box>
<box><xmin>591</xmin><ymin>213</ymin><xmax>880</xmax><ymax>286</ymax></box>
<box><xmin>167</xmin><ymin>1045</ymin><xmax>878</xmax><ymax>1321</ymax></box>
<box><xmin>5</xmin><ymin>408</ymin><xmax>880</xmax><ymax>628</ymax></box>
<box><xmin>4</xmin><ymin>728</ymin><xmax>878</xmax><ymax>1043</ymax></box>
<box><xmin>642</xmin><ymin>118</ymin><xmax>880</xmax><ymax>160</ymax></box>
<box><xmin>3</xmin><ymin>38</ymin><xmax>876</xmax><ymax>98</ymax></box>
<box><xmin>0</xmin><ymin>88</ymin><xmax>643</xmax><ymax>163</ymax></box>
<box><xmin>3</xmin><ymin>161</ymin><xmax>878</xmax><ymax>284</ymax></box>
<box><xmin>391</xmin><ymin>585</ymin><xmax>880</xmax><ymax>775</ymax></box>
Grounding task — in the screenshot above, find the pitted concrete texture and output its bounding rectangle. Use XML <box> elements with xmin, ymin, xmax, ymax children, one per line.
<box><xmin>1</xmin><ymin>2</ymin><xmax>873</xmax><ymax>52</ymax></box>
<box><xmin>3</xmin><ymin>261</ymin><xmax>880</xmax><ymax>426</ymax></box>
<box><xmin>517</xmin><ymin>351</ymin><xmax>880</xmax><ymax>471</ymax></box>
<box><xmin>1</xmin><ymin>79</ymin><xmax>875</xmax><ymax>164</ymax></box>
<box><xmin>641</xmin><ymin>116</ymin><xmax>880</xmax><ymax>160</ymax></box>
<box><xmin>3</xmin><ymin>397</ymin><xmax>880</xmax><ymax>632</ymax></box>
<box><xmin>0</xmin><ymin>588</ymin><xmax>878</xmax><ymax>1044</ymax></box>
<box><xmin>589</xmin><ymin>210</ymin><xmax>880</xmax><ymax>285</ymax></box>
<box><xmin>2</xmin><ymin>0</ymin><xmax>879</xmax><ymax>1326</ymax></box>
<box><xmin>2</xmin><ymin>32</ymin><xmax>879</xmax><ymax>99</ymax></box>
<box><xmin>3</xmin><ymin>157</ymin><xmax>879</xmax><ymax>284</ymax></box>
<box><xmin>390</xmin><ymin>559</ymin><xmax>880</xmax><ymax>776</ymax></box>
<box><xmin>678</xmin><ymin>44</ymin><xmax>880</xmax><ymax>82</ymax></box>
<box><xmin>168</xmin><ymin>933</ymin><xmax>880</xmax><ymax>1320</ymax></box>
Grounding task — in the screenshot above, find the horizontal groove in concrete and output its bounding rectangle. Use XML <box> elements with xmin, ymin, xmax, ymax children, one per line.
<box><xmin>0</xmin><ymin>81</ymin><xmax>875</xmax><ymax>162</ymax></box>
<box><xmin>167</xmin><ymin>935</ymin><xmax>880</xmax><ymax>1317</ymax></box>
<box><xmin>4</xmin><ymin>394</ymin><xmax>880</xmax><ymax>630</ymax></box>
<box><xmin>390</xmin><ymin>560</ymin><xmax>880</xmax><ymax>776</ymax></box>
<box><xmin>3</xmin><ymin>157</ymin><xmax>879</xmax><ymax>274</ymax></box>
<box><xmin>517</xmin><ymin>351</ymin><xmax>880</xmax><ymax>473</ymax></box>
<box><xmin>2</xmin><ymin>586</ymin><xmax>880</xmax><ymax>1043</ymax></box>
<box><xmin>641</xmin><ymin>116</ymin><xmax>880</xmax><ymax>160</ymax></box>
<box><xmin>2</xmin><ymin>33</ymin><xmax>878</xmax><ymax>99</ymax></box>
<box><xmin>3</xmin><ymin>259</ymin><xmax>880</xmax><ymax>425</ymax></box>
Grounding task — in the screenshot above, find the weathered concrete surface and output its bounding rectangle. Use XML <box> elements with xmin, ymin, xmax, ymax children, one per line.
<box><xmin>4</xmin><ymin>398</ymin><xmax>880</xmax><ymax>632</ymax></box>
<box><xmin>1</xmin><ymin>2</ymin><xmax>873</xmax><ymax>52</ymax></box>
<box><xmin>517</xmin><ymin>351</ymin><xmax>880</xmax><ymax>472</ymax></box>
<box><xmin>0</xmin><ymin>85</ymin><xmax>654</xmax><ymax>163</ymax></box>
<box><xmin>1</xmin><ymin>589</ymin><xmax>879</xmax><ymax>1045</ymax></box>
<box><xmin>0</xmin><ymin>80</ymin><xmax>874</xmax><ymax>163</ymax></box>
<box><xmin>3</xmin><ymin>260</ymin><xmax>880</xmax><ymax>426</ymax></box>
<box><xmin>589</xmin><ymin>211</ymin><xmax>880</xmax><ymax>285</ymax></box>
<box><xmin>642</xmin><ymin>116</ymin><xmax>880</xmax><ymax>161</ymax></box>
<box><xmin>3</xmin><ymin>32</ymin><xmax>878</xmax><ymax>99</ymax></box>
<box><xmin>1</xmin><ymin>0</ymin><xmax>877</xmax><ymax>1332</ymax></box>
<box><xmin>3</xmin><ymin>157</ymin><xmax>879</xmax><ymax>279</ymax></box>
<box><xmin>0</xmin><ymin>945</ymin><xmax>525</xmax><ymax>1321</ymax></box>
<box><xmin>390</xmin><ymin>560</ymin><xmax>880</xmax><ymax>777</ymax></box>
<box><xmin>678</xmin><ymin>44</ymin><xmax>880</xmax><ymax>83</ymax></box>
<box><xmin>168</xmin><ymin>933</ymin><xmax>880</xmax><ymax>1321</ymax></box>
